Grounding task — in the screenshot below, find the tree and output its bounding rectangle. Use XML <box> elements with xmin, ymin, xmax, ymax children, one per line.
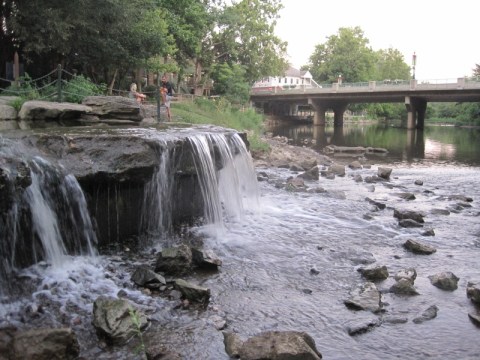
<box><xmin>373</xmin><ymin>48</ymin><xmax>411</xmax><ymax>81</ymax></box>
<box><xmin>210</xmin><ymin>62</ymin><xmax>250</xmax><ymax>104</ymax></box>
<box><xmin>211</xmin><ymin>0</ymin><xmax>288</xmax><ymax>83</ymax></box>
<box><xmin>307</xmin><ymin>26</ymin><xmax>375</xmax><ymax>83</ymax></box>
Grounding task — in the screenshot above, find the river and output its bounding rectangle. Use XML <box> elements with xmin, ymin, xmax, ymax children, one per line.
<box><xmin>1</xmin><ymin>123</ymin><xmax>479</xmax><ymax>359</ymax></box>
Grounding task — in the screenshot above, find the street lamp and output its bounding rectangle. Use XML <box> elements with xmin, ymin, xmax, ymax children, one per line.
<box><xmin>412</xmin><ymin>52</ymin><xmax>417</xmax><ymax>80</ymax></box>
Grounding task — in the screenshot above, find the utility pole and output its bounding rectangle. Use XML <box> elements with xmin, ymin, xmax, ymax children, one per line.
<box><xmin>412</xmin><ymin>52</ymin><xmax>417</xmax><ymax>80</ymax></box>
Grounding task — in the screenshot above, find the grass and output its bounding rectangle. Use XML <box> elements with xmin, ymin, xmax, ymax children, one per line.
<box><xmin>172</xmin><ymin>97</ymin><xmax>269</xmax><ymax>152</ymax></box>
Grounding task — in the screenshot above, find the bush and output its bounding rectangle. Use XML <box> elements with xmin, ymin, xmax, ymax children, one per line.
<box><xmin>63</xmin><ymin>75</ymin><xmax>106</xmax><ymax>103</ymax></box>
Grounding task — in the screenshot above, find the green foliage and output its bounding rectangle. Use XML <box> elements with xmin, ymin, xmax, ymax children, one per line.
<box><xmin>8</xmin><ymin>97</ymin><xmax>26</xmax><ymax>112</ymax></box>
<box><xmin>128</xmin><ymin>307</ymin><xmax>146</xmax><ymax>356</ymax></box>
<box><xmin>373</xmin><ymin>48</ymin><xmax>411</xmax><ymax>81</ymax></box>
<box><xmin>211</xmin><ymin>0</ymin><xmax>289</xmax><ymax>83</ymax></box>
<box><xmin>307</xmin><ymin>27</ymin><xmax>376</xmax><ymax>83</ymax></box>
<box><xmin>173</xmin><ymin>98</ymin><xmax>268</xmax><ymax>151</ymax></box>
<box><xmin>2</xmin><ymin>74</ymin><xmax>40</xmax><ymax>99</ymax></box>
<box><xmin>63</xmin><ymin>75</ymin><xmax>106</xmax><ymax>103</ymax></box>
<box><xmin>366</xmin><ymin>103</ymin><xmax>406</xmax><ymax>120</ymax></box>
<box><xmin>211</xmin><ymin>63</ymin><xmax>250</xmax><ymax>104</ymax></box>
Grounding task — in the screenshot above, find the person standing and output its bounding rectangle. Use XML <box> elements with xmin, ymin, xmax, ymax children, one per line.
<box><xmin>160</xmin><ymin>75</ymin><xmax>173</xmax><ymax>121</ymax></box>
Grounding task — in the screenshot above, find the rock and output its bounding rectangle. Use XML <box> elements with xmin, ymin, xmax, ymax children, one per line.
<box><xmin>394</xmin><ymin>268</ymin><xmax>417</xmax><ymax>283</ymax></box>
<box><xmin>328</xmin><ymin>163</ymin><xmax>346</xmax><ymax>177</ymax></box>
<box><xmin>413</xmin><ymin>305</ymin><xmax>439</xmax><ymax>324</ymax></box>
<box><xmin>365</xmin><ymin>197</ymin><xmax>386</xmax><ymax>210</ymax></box>
<box><xmin>447</xmin><ymin>195</ymin><xmax>473</xmax><ymax>202</ymax></box>
<box><xmin>348</xmin><ymin>160</ymin><xmax>363</xmax><ymax>170</ymax></box>
<box><xmin>209</xmin><ymin>315</ymin><xmax>227</xmax><ymax>330</ymax></box>
<box><xmin>144</xmin><ymin>343</ymin><xmax>183</xmax><ymax>360</ymax></box>
<box><xmin>399</xmin><ymin>219</ymin><xmax>424</xmax><ymax>228</ymax></box>
<box><xmin>431</xmin><ymin>208</ymin><xmax>450</xmax><ymax>216</ymax></box>
<box><xmin>395</xmin><ymin>192</ymin><xmax>416</xmax><ymax>200</ymax></box>
<box><xmin>131</xmin><ymin>266</ymin><xmax>166</xmax><ymax>289</ymax></box>
<box><xmin>237</xmin><ymin>331</ymin><xmax>322</xmax><ymax>360</ymax></box>
<box><xmin>174</xmin><ymin>279</ymin><xmax>210</xmax><ymax>303</ymax></box>
<box><xmin>11</xmin><ymin>328</ymin><xmax>80</xmax><ymax>360</ymax></box>
<box><xmin>298</xmin><ymin>165</ymin><xmax>319</xmax><ymax>180</ymax></box>
<box><xmin>466</xmin><ymin>281</ymin><xmax>480</xmax><ymax>304</ymax></box>
<box><xmin>468</xmin><ymin>312</ymin><xmax>480</xmax><ymax>326</ymax></box>
<box><xmin>390</xmin><ymin>278</ymin><xmax>419</xmax><ymax>296</ymax></box>
<box><xmin>191</xmin><ymin>248</ymin><xmax>222</xmax><ymax>269</ymax></box>
<box><xmin>345</xmin><ymin>317</ymin><xmax>380</xmax><ymax>336</ymax></box>
<box><xmin>357</xmin><ymin>265</ymin><xmax>389</xmax><ymax>281</ymax></box>
<box><xmin>393</xmin><ymin>209</ymin><xmax>425</xmax><ymax>223</ymax></box>
<box><xmin>92</xmin><ymin>296</ymin><xmax>149</xmax><ymax>345</ymax></box>
<box><xmin>377</xmin><ymin>167</ymin><xmax>392</xmax><ymax>179</ymax></box>
<box><xmin>428</xmin><ymin>272</ymin><xmax>459</xmax><ymax>291</ymax></box>
<box><xmin>403</xmin><ymin>239</ymin><xmax>436</xmax><ymax>255</ymax></box>
<box><xmin>18</xmin><ymin>100</ymin><xmax>92</xmax><ymax>126</ymax></box>
<box><xmin>422</xmin><ymin>228</ymin><xmax>435</xmax><ymax>236</ymax></box>
<box><xmin>414</xmin><ymin>179</ymin><xmax>424</xmax><ymax>185</ymax></box>
<box><xmin>353</xmin><ymin>174</ymin><xmax>363</xmax><ymax>182</ymax></box>
<box><xmin>344</xmin><ymin>282</ymin><xmax>382</xmax><ymax>313</ymax></box>
<box><xmin>82</xmin><ymin>95</ymin><xmax>143</xmax><ymax>121</ymax></box>
<box><xmin>223</xmin><ymin>332</ymin><xmax>244</xmax><ymax>358</ymax></box>
<box><xmin>155</xmin><ymin>244</ymin><xmax>193</xmax><ymax>275</ymax></box>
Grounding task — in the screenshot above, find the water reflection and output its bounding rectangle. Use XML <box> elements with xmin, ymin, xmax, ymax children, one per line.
<box><xmin>266</xmin><ymin>122</ymin><xmax>480</xmax><ymax>166</ymax></box>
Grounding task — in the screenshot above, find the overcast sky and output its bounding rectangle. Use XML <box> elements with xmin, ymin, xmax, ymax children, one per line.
<box><xmin>275</xmin><ymin>0</ymin><xmax>479</xmax><ymax>80</ymax></box>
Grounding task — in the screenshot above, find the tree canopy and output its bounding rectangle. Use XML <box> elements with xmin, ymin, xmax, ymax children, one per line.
<box><xmin>0</xmin><ymin>0</ymin><xmax>288</xmax><ymax>99</ymax></box>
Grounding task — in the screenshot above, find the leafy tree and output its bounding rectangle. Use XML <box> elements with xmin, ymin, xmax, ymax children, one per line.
<box><xmin>373</xmin><ymin>48</ymin><xmax>411</xmax><ymax>81</ymax></box>
<box><xmin>211</xmin><ymin>0</ymin><xmax>288</xmax><ymax>83</ymax></box>
<box><xmin>211</xmin><ymin>62</ymin><xmax>250</xmax><ymax>104</ymax></box>
<box><xmin>307</xmin><ymin>26</ymin><xmax>375</xmax><ymax>83</ymax></box>
<box><xmin>473</xmin><ymin>64</ymin><xmax>480</xmax><ymax>77</ymax></box>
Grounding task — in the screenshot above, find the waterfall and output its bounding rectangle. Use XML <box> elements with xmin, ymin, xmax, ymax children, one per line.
<box><xmin>0</xmin><ymin>156</ymin><xmax>97</xmax><ymax>294</ymax></box>
<box><xmin>140</xmin><ymin>131</ymin><xmax>260</xmax><ymax>239</ymax></box>
<box><xmin>188</xmin><ymin>132</ymin><xmax>260</xmax><ymax>233</ymax></box>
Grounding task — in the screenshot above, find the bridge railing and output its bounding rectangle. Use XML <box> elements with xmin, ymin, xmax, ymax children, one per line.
<box><xmin>250</xmin><ymin>77</ymin><xmax>480</xmax><ymax>95</ymax></box>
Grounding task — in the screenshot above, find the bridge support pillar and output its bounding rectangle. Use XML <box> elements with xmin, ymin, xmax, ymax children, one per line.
<box><xmin>308</xmin><ymin>98</ymin><xmax>326</xmax><ymax>126</ymax></box>
<box><xmin>405</xmin><ymin>96</ymin><xmax>427</xmax><ymax>130</ymax></box>
<box><xmin>332</xmin><ymin>102</ymin><xmax>348</xmax><ymax>127</ymax></box>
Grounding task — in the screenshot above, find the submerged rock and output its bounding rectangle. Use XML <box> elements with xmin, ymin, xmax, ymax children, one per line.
<box><xmin>413</xmin><ymin>305</ymin><xmax>439</xmax><ymax>324</ymax></box>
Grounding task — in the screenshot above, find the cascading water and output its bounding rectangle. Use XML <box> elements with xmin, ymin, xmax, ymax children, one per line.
<box><xmin>140</xmin><ymin>131</ymin><xmax>260</xmax><ymax>240</ymax></box>
<box><xmin>0</xmin><ymin>155</ymin><xmax>97</xmax><ymax>295</ymax></box>
<box><xmin>188</xmin><ymin>132</ymin><xmax>260</xmax><ymax>235</ymax></box>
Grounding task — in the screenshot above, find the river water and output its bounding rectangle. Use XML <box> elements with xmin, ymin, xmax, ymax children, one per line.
<box><xmin>1</xmin><ymin>123</ymin><xmax>480</xmax><ymax>359</ymax></box>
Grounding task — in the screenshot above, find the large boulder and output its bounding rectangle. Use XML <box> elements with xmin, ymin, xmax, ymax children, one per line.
<box><xmin>82</xmin><ymin>96</ymin><xmax>144</xmax><ymax>121</ymax></box>
<box><xmin>92</xmin><ymin>296</ymin><xmax>149</xmax><ymax>345</ymax></box>
<box><xmin>11</xmin><ymin>328</ymin><xmax>80</xmax><ymax>360</ymax></box>
<box><xmin>155</xmin><ymin>244</ymin><xmax>194</xmax><ymax>275</ymax></box>
<box><xmin>18</xmin><ymin>100</ymin><xmax>92</xmax><ymax>128</ymax></box>
<box><xmin>224</xmin><ymin>331</ymin><xmax>322</xmax><ymax>360</ymax></box>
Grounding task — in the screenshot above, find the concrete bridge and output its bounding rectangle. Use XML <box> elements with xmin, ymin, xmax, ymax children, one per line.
<box><xmin>250</xmin><ymin>78</ymin><xmax>480</xmax><ymax>129</ymax></box>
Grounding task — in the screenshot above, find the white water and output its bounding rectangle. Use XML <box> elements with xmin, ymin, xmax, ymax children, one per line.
<box><xmin>1</xmin><ymin>130</ymin><xmax>479</xmax><ymax>360</ymax></box>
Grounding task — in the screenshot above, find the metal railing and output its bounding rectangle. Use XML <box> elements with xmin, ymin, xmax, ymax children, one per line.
<box><xmin>250</xmin><ymin>77</ymin><xmax>480</xmax><ymax>95</ymax></box>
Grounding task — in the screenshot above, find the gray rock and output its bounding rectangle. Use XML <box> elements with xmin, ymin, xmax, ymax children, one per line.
<box><xmin>468</xmin><ymin>312</ymin><xmax>480</xmax><ymax>326</ymax></box>
<box><xmin>413</xmin><ymin>305</ymin><xmax>439</xmax><ymax>324</ymax></box>
<box><xmin>174</xmin><ymin>279</ymin><xmax>210</xmax><ymax>303</ymax></box>
<box><xmin>11</xmin><ymin>328</ymin><xmax>80</xmax><ymax>360</ymax></box>
<box><xmin>394</xmin><ymin>209</ymin><xmax>425</xmax><ymax>223</ymax></box>
<box><xmin>238</xmin><ymin>331</ymin><xmax>322</xmax><ymax>360</ymax></box>
<box><xmin>191</xmin><ymin>248</ymin><xmax>222</xmax><ymax>269</ymax></box>
<box><xmin>390</xmin><ymin>278</ymin><xmax>419</xmax><ymax>296</ymax></box>
<box><xmin>399</xmin><ymin>219</ymin><xmax>424</xmax><ymax>228</ymax></box>
<box><xmin>394</xmin><ymin>268</ymin><xmax>417</xmax><ymax>282</ymax></box>
<box><xmin>155</xmin><ymin>244</ymin><xmax>193</xmax><ymax>275</ymax></box>
<box><xmin>223</xmin><ymin>332</ymin><xmax>244</xmax><ymax>358</ymax></box>
<box><xmin>357</xmin><ymin>265</ymin><xmax>389</xmax><ymax>281</ymax></box>
<box><xmin>131</xmin><ymin>266</ymin><xmax>166</xmax><ymax>288</ymax></box>
<box><xmin>92</xmin><ymin>296</ymin><xmax>149</xmax><ymax>345</ymax></box>
<box><xmin>377</xmin><ymin>167</ymin><xmax>392</xmax><ymax>179</ymax></box>
<box><xmin>18</xmin><ymin>100</ymin><xmax>92</xmax><ymax>123</ymax></box>
<box><xmin>348</xmin><ymin>160</ymin><xmax>363</xmax><ymax>170</ymax></box>
<box><xmin>467</xmin><ymin>281</ymin><xmax>480</xmax><ymax>304</ymax></box>
<box><xmin>345</xmin><ymin>317</ymin><xmax>380</xmax><ymax>336</ymax></box>
<box><xmin>403</xmin><ymin>239</ymin><xmax>436</xmax><ymax>255</ymax></box>
<box><xmin>344</xmin><ymin>282</ymin><xmax>382</xmax><ymax>313</ymax></box>
<box><xmin>328</xmin><ymin>164</ymin><xmax>346</xmax><ymax>177</ymax></box>
<box><xmin>82</xmin><ymin>95</ymin><xmax>143</xmax><ymax>121</ymax></box>
<box><xmin>428</xmin><ymin>272</ymin><xmax>459</xmax><ymax>291</ymax></box>
<box><xmin>298</xmin><ymin>165</ymin><xmax>320</xmax><ymax>180</ymax></box>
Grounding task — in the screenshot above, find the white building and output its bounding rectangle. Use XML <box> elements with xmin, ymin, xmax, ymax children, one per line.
<box><xmin>251</xmin><ymin>66</ymin><xmax>320</xmax><ymax>92</ymax></box>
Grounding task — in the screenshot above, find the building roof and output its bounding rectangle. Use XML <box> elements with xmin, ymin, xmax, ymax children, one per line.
<box><xmin>285</xmin><ymin>66</ymin><xmax>311</xmax><ymax>79</ymax></box>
